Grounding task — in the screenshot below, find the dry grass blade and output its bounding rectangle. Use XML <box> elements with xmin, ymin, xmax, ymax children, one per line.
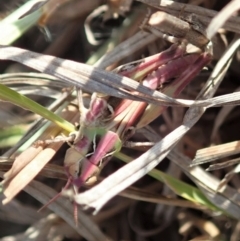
<box><xmin>0</xmin><ymin>72</ymin><xmax>68</xmax><ymax>88</ymax></box>
<box><xmin>2</xmin><ymin>141</ymin><xmax>63</xmax><ymax>205</ymax></box>
<box><xmin>167</xmin><ymin>150</ymin><xmax>240</xmax><ymax>219</ymax></box>
<box><xmin>0</xmin><ymin>161</ymin><xmax>66</xmax><ymax>180</ymax></box>
<box><xmin>0</xmin><ymin>45</ymin><xmax>186</xmax><ymax>106</ymax></box>
<box><xmin>1</xmin><ymin>46</ymin><xmax>240</xmax><ymax>108</ymax></box>
<box><xmin>192</xmin><ymin>141</ymin><xmax>240</xmax><ymax>166</ymax></box>
<box><xmin>171</xmin><ymin>150</ymin><xmax>240</xmax><ymax>217</ymax></box>
<box><xmin>204</xmin><ymin>92</ymin><xmax>240</xmax><ymax>107</ymax></box>
<box><xmin>206</xmin><ymin>0</ymin><xmax>240</xmax><ymax>39</ymax></box>
<box><xmin>217</xmin><ymin>164</ymin><xmax>240</xmax><ymax>192</ymax></box>
<box><xmin>210</xmin><ymin>87</ymin><xmax>240</xmax><ymax>141</ymax></box>
<box><xmin>0</xmin><ymin>214</ymin><xmax>78</xmax><ymax>241</ymax></box>
<box><xmin>2</xmin><ymin>146</ymin><xmax>43</xmax><ymax>183</ymax></box>
<box><xmin>0</xmin><ymin>193</ymin><xmax>42</xmax><ymax>225</ymax></box>
<box><xmin>24</xmin><ymin>180</ymin><xmax>111</xmax><ymax>241</ymax></box>
<box><xmin>120</xmin><ymin>187</ymin><xmax>206</xmax><ymax>210</ymax></box>
<box><xmin>207</xmin><ymin>158</ymin><xmax>240</xmax><ymax>171</ymax></box>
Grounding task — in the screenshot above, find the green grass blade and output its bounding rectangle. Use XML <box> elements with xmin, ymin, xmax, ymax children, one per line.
<box><xmin>0</xmin><ymin>0</ymin><xmax>43</xmax><ymax>45</ymax></box>
<box><xmin>0</xmin><ymin>83</ymin><xmax>75</xmax><ymax>132</ymax></box>
<box><xmin>151</xmin><ymin>169</ymin><xmax>219</xmax><ymax>211</ymax></box>
<box><xmin>116</xmin><ymin>152</ymin><xmax>221</xmax><ymax>212</ymax></box>
<box><xmin>0</xmin><ymin>125</ymin><xmax>26</xmax><ymax>147</ymax></box>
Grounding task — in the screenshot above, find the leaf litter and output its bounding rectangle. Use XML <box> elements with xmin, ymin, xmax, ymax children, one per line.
<box><xmin>1</xmin><ymin>0</ymin><xmax>240</xmax><ymax>241</ymax></box>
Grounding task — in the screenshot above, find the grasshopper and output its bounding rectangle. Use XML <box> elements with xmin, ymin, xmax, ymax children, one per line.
<box><xmin>38</xmin><ymin>44</ymin><xmax>183</xmax><ymax>210</ymax></box>
<box><xmin>40</xmin><ymin>47</ymin><xmax>210</xmax><ymax>209</ymax></box>
<box><xmin>38</xmin><ymin>89</ymin><xmax>121</xmax><ymax>223</ymax></box>
<box><xmin>39</xmin><ymin>7</ymin><xmax>212</xmax><ymax>219</ymax></box>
